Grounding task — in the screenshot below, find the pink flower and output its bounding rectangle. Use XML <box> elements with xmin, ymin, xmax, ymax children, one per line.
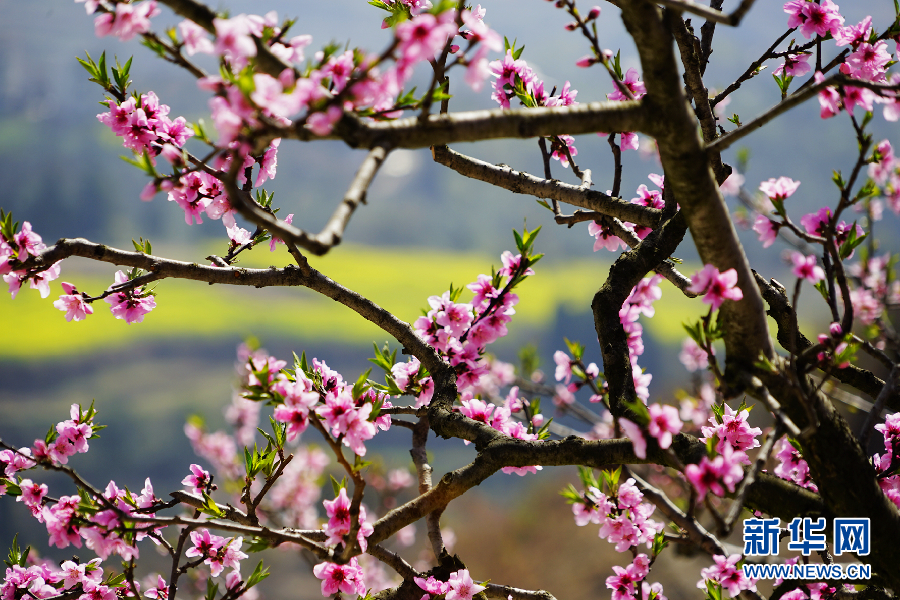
<box><xmin>620</xmin><ymin>419</ymin><xmax>647</xmax><ymax>459</ymax></box>
<box><xmin>307</xmin><ymin>105</ymin><xmax>343</xmax><ymax>136</ymax></box>
<box><xmin>774</xmin><ymin>53</ymin><xmax>811</xmax><ymax>78</ymax></box>
<box><xmin>181</xmin><ymin>464</ymin><xmax>211</xmax><ymax>494</ymax></box>
<box><xmin>415</xmin><ymin>576</ymin><xmax>450</xmax><ymax>596</ymax></box>
<box><xmin>759</xmin><ymin>177</ymin><xmax>800</xmax><ymax>202</ymax></box>
<box><xmin>104</xmin><ymin>270</ymin><xmax>156</xmax><ymax>324</ymax></box>
<box><xmin>699</xmin><ymin>554</ymin><xmax>757</xmax><ymax>597</ymax></box>
<box><xmin>701</xmin><ymin>404</ymin><xmax>761</xmax><ymax>454</ymax></box>
<box><xmin>213</xmin><ymin>15</ymin><xmax>258</xmax><ymax>65</ymax></box>
<box><xmin>144</xmin><ymin>576</ymin><xmax>169</xmax><ymax>600</ymax></box>
<box><xmin>844</xmin><ymin>41</ymin><xmax>891</xmax><ymax>82</ymax></box>
<box><xmin>753</xmin><ymin>215</ymin><xmax>779</xmax><ymax>248</ymax></box>
<box><xmin>446</xmin><ymin>569</ymin><xmax>486</xmax><ymax>600</ymax></box>
<box><xmin>588</xmin><ymin>220</ymin><xmax>627</xmax><ymax>252</ymax></box>
<box><xmin>688</xmin><ymin>265</ymin><xmax>743</xmax><ymax>311</ymax></box>
<box><xmin>786</xmin><ymin>0</ymin><xmax>844</xmax><ymax>39</ymax></box>
<box><xmin>53</xmin><ymin>282</ymin><xmax>93</xmax><ymax>322</ymax></box>
<box><xmin>178</xmin><ymin>19</ymin><xmax>214</xmax><ymax>55</ymax></box>
<box><xmin>679</xmin><ymin>338</ymin><xmax>710</xmax><ymax>372</ymax></box>
<box><xmin>647</xmin><ymin>404</ymin><xmax>682</xmax><ymax>450</ymax></box>
<box><xmin>790</xmin><ymin>252</ymin><xmax>825</xmax><ymax>284</ymax></box>
<box><xmin>323</xmin><ymin>487</ymin><xmax>352</xmax><ymax>544</ymax></box>
<box><xmin>685</xmin><ymin>446</ymin><xmax>746</xmax><ymax>497</ymax></box>
<box><xmin>312</xmin><ymin>558</ymin><xmax>366</xmax><ymax>596</ymax></box>
<box><xmin>607</xmin><ymin>68</ymin><xmax>646</xmax><ymax>101</ymax></box>
<box><xmin>814</xmin><ymin>71</ymin><xmax>842</xmax><ymax>118</ymax></box>
<box><xmin>396</xmin><ymin>13</ymin><xmax>457</xmax><ymax>67</ymax></box>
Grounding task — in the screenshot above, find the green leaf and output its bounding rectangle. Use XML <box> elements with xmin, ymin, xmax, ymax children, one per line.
<box><xmin>205</xmin><ymin>578</ymin><xmax>219</xmax><ymax>600</ymax></box>
<box><xmin>246</xmin><ymin>560</ymin><xmax>271</xmax><ymax>589</ymax></box>
<box><xmin>563</xmin><ymin>337</ymin><xmax>584</xmax><ymax>361</ymax></box>
<box><xmin>330</xmin><ymin>475</ymin><xmax>346</xmax><ymax>497</ymax></box>
<box><xmin>245</xmin><ymin>537</ymin><xmax>271</xmax><ymax>553</ymax></box>
<box><xmin>559</xmin><ymin>483</ymin><xmax>583</xmax><ymax>504</ymax></box>
<box><xmin>839</xmin><ymin>225</ymin><xmax>867</xmax><ymax>260</ymax></box>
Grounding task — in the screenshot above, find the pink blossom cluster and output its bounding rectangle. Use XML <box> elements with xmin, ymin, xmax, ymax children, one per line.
<box><xmin>415</xmin><ymin>569</ymin><xmax>486</xmax><ymax>600</ymax></box>
<box><xmin>572</xmin><ymin>478</ymin><xmax>663</xmax><ymax>552</ymax></box>
<box><xmin>776</xmin><ymin>3</ymin><xmax>900</xmax><ymax>120</ymax></box>
<box><xmin>772</xmin><ymin>436</ymin><xmax>818</xmax><ymax>492</ymax></box>
<box><xmin>80</xmin><ymin>478</ymin><xmax>160</xmax><ymax>560</ymax></box>
<box><xmin>602</xmin><ymin>67</ymin><xmax>647</xmax><ymax>151</ymax></box>
<box><xmin>620</xmin><ymin>274</ymin><xmax>663</xmax><ymax>403</ymax></box>
<box><xmin>1</xmin><ymin>221</ymin><xmax>61</xmax><ymax>299</ymax></box>
<box><xmin>408</xmin><ymin>250</ymin><xmax>534</xmax><ymax>400</ymax></box>
<box><xmin>97</xmin><ymin>91</ymin><xmax>193</xmax><ymax>162</ymax></box>
<box><xmin>814</xmin><ymin>322</ymin><xmax>853</xmax><ymax>369</ymax></box>
<box><xmin>87</xmin><ymin>0</ymin><xmax>160</xmax><ymax>41</ymax></box>
<box><xmin>700</xmin><ymin>404</ymin><xmax>761</xmax><ymax>456</ymax></box>
<box><xmin>312</xmin><ymin>557</ymin><xmax>366</xmax><ymax>597</ymax></box>
<box><xmin>241</xmin><ymin>349</ymin><xmax>390</xmax><ymax>457</ymax></box>
<box><xmin>104</xmin><ymin>270</ymin><xmax>157</xmax><ymax>324</ymax></box>
<box><xmin>697</xmin><ymin>554</ymin><xmax>758</xmax><ymax>597</ymax></box>
<box><xmin>0</xmin><ymin>404</ymin><xmax>94</xmax><ymax>481</ymax></box>
<box><xmin>185</xmin><ymin>529</ymin><xmax>248</xmax><ymax>577</ymax></box>
<box><xmin>606</xmin><ymin>554</ymin><xmax>666</xmax><ymax>600</ymax></box>
<box><xmin>867</xmin><ymin>140</ymin><xmax>900</xmax><ymax>216</ymax></box>
<box><xmin>488</xmin><ymin>51</ymin><xmax>581</xmax><ymax>165</ymax></box>
<box><xmin>1</xmin><ymin>557</ymin><xmax>109</xmax><ymax>600</ymax></box>
<box><xmin>684</xmin><ymin>445</ymin><xmax>747</xmax><ymax>497</ymax></box>
<box><xmin>589</xmin><ymin>174</ymin><xmax>664</xmax><ymax>252</ymax></box>
<box><xmin>679</xmin><ymin>337</ymin><xmax>711</xmax><ymax>372</ymax></box>
<box><xmin>322</xmin><ymin>487</ymin><xmax>374</xmax><ymax>550</ymax></box>
<box><xmin>457</xmin><ymin>391</ymin><xmax>543</xmax><ymax>475</ymax></box>
<box><xmin>552</xmin><ymin>350</ymin><xmax>600</xmax><ymax>406</ymax></box>
<box><xmin>872</xmin><ymin>412</ymin><xmax>900</xmax><ymax>507</ymax></box>
<box><xmin>688</xmin><ymin>264</ymin><xmax>743</xmax><ymax>311</ymax></box>
<box><xmin>178</xmin><ymin>5</ymin><xmax>499</xmax><ymax>147</ymax></box>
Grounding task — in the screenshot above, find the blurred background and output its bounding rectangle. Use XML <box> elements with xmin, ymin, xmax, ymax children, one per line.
<box><xmin>1</xmin><ymin>1</ymin><xmax>898</xmax><ymax>599</ymax></box>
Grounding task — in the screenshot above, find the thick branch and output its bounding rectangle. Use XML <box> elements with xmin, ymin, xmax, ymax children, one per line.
<box><xmin>431</xmin><ymin>145</ymin><xmax>661</xmax><ymax>228</ymax></box>
<box><xmin>708</xmin><ymin>75</ymin><xmax>900</xmax><ymax>154</ymax></box>
<box><xmin>282</xmin><ymin>102</ymin><xmax>647</xmax><ymax>149</ymax></box>
<box><xmin>753</xmin><ymin>270</ymin><xmax>888</xmax><ymax>403</ymax></box>
<box><xmin>652</xmin><ymin>0</ymin><xmax>756</xmax><ymax>26</ymax></box>
<box><xmin>622</xmin><ymin>1</ymin><xmax>773</xmax><ymax>372</ymax></box>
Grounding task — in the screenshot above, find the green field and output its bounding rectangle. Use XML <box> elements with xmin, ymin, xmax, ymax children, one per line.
<box><xmin>0</xmin><ymin>242</ymin><xmax>712</xmax><ymax>359</ymax></box>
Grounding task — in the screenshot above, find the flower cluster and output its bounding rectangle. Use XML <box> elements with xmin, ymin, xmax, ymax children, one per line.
<box><xmin>780</xmin><ymin>3</ymin><xmax>900</xmax><ymax>120</ymax></box>
<box><xmin>488</xmin><ymin>50</ymin><xmax>581</xmax><ymax>166</ymax></box>
<box><xmin>688</xmin><ymin>264</ymin><xmax>743</xmax><ymax>311</ymax></box>
<box><xmin>415</xmin><ymin>569</ymin><xmax>486</xmax><ymax>600</ymax></box>
<box><xmin>401</xmin><ymin>247</ymin><xmax>536</xmax><ymax>403</ymax></box>
<box><xmin>571</xmin><ymin>477</ymin><xmax>663</xmax><ymax>553</ymax></box>
<box><xmin>1</xmin><ymin>220</ymin><xmax>61</xmax><ymax>299</ymax></box>
<box><xmin>312</xmin><ymin>558</ymin><xmax>366</xmax><ymax>597</ymax></box>
<box><xmin>772</xmin><ymin>436</ymin><xmax>818</xmax><ymax>492</ymax></box>
<box><xmin>97</xmin><ymin>91</ymin><xmax>193</xmax><ymax>161</ymax></box>
<box><xmin>589</xmin><ymin>175</ymin><xmax>665</xmax><ymax>252</ymax></box>
<box><xmin>87</xmin><ymin>0</ymin><xmax>160</xmax><ymax>41</ymax></box>
<box><xmin>606</xmin><ymin>554</ymin><xmax>666</xmax><ymax>600</ymax></box>
<box><xmin>185</xmin><ymin>529</ymin><xmax>248</xmax><ymax>577</ymax></box>
<box><xmin>872</xmin><ymin>412</ymin><xmax>900</xmax><ymax>507</ymax></box>
<box><xmin>458</xmin><ymin>391</ymin><xmax>543</xmax><ymax>475</ymax></box>
<box><xmin>322</xmin><ymin>487</ymin><xmax>374</xmax><ymax>550</ymax></box>
<box><xmin>698</xmin><ymin>554</ymin><xmax>758</xmax><ymax>597</ymax></box>
<box><xmin>0</xmin><ymin>557</ymin><xmax>109</xmax><ymax>600</ymax></box>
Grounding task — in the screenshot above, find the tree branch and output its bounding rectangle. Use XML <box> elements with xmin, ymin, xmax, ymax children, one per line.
<box><xmin>281</xmin><ymin>101</ymin><xmax>647</xmax><ymax>149</ymax></box>
<box><xmin>651</xmin><ymin>0</ymin><xmax>756</xmax><ymax>26</ymax></box>
<box><xmin>431</xmin><ymin>145</ymin><xmax>661</xmax><ymax>228</ymax></box>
